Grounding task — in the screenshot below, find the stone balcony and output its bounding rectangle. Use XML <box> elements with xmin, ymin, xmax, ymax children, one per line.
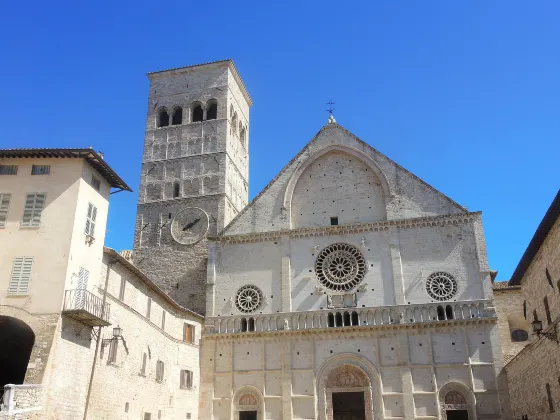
<box><xmin>62</xmin><ymin>289</ymin><xmax>111</xmax><ymax>327</ymax></box>
<box><xmin>205</xmin><ymin>300</ymin><xmax>496</xmax><ymax>336</ymax></box>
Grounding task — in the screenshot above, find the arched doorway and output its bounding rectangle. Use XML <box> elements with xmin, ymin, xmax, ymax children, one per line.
<box><xmin>232</xmin><ymin>386</ymin><xmax>264</xmax><ymax>420</ymax></box>
<box><xmin>0</xmin><ymin>316</ymin><xmax>35</xmax><ymax>387</ymax></box>
<box><xmin>439</xmin><ymin>383</ymin><xmax>476</xmax><ymax>420</ymax></box>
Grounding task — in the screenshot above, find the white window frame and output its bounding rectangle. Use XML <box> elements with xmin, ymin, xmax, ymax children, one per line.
<box><xmin>84</xmin><ymin>202</ymin><xmax>97</xmax><ymax>237</ymax></box>
<box><xmin>0</xmin><ymin>193</ymin><xmax>11</xmax><ymax>227</ymax></box>
<box><xmin>21</xmin><ymin>193</ymin><xmax>46</xmax><ymax>227</ymax></box>
<box><xmin>8</xmin><ymin>257</ymin><xmax>33</xmax><ymax>295</ymax></box>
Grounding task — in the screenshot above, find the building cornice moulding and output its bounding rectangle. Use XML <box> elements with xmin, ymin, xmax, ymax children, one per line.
<box><xmin>209</xmin><ymin>212</ymin><xmax>482</xmax><ymax>244</ymax></box>
<box><xmin>203</xmin><ymin>317</ymin><xmax>496</xmax><ymax>342</ymax></box>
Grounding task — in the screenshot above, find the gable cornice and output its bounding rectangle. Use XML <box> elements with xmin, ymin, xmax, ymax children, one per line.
<box><xmin>210</xmin><ymin>212</ymin><xmax>481</xmax><ymax>244</ymax></box>
<box><xmin>219</xmin><ymin>123</ymin><xmax>467</xmax><ymax>236</ymax></box>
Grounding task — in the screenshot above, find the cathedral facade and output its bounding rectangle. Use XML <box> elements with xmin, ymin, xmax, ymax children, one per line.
<box><xmin>133</xmin><ymin>60</ymin><xmax>509</xmax><ymax>419</ymax></box>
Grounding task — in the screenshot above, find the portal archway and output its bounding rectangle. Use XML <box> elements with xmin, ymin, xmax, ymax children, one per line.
<box><xmin>317</xmin><ymin>354</ymin><xmax>380</xmax><ymax>420</ymax></box>
<box><xmin>0</xmin><ymin>316</ymin><xmax>35</xmax><ymax>386</ymax></box>
<box><xmin>438</xmin><ymin>382</ymin><xmax>477</xmax><ymax>420</ymax></box>
<box><xmin>232</xmin><ymin>386</ymin><xmax>264</xmax><ymax>420</ymax></box>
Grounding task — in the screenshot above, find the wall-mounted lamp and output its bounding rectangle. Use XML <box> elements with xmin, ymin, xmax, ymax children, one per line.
<box><xmin>113</xmin><ymin>326</ymin><xmax>123</xmax><ymax>338</ymax></box>
<box><xmin>102</xmin><ymin>326</ymin><xmax>124</xmax><ymax>346</ymax></box>
<box><xmin>531</xmin><ymin>320</ymin><xmax>558</xmax><ymax>343</ymax></box>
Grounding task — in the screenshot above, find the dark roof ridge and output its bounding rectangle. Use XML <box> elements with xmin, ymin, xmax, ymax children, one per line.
<box><xmin>509</xmin><ymin>189</ymin><xmax>560</xmax><ymax>286</ymax></box>
<box><xmin>0</xmin><ymin>148</ymin><xmax>131</xmax><ymax>191</ymax></box>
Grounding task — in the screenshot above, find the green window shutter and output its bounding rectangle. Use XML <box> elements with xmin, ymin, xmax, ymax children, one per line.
<box><xmin>85</xmin><ymin>203</ymin><xmax>97</xmax><ymax>236</ymax></box>
<box><xmin>9</xmin><ymin>257</ymin><xmax>33</xmax><ymax>295</ymax></box>
<box><xmin>0</xmin><ymin>193</ymin><xmax>11</xmax><ymax>227</ymax></box>
<box><xmin>22</xmin><ymin>193</ymin><xmax>46</xmax><ymax>227</ymax></box>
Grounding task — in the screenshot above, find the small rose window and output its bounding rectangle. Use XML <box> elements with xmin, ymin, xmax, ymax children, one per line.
<box><xmin>425</xmin><ymin>272</ymin><xmax>457</xmax><ymax>301</ymax></box>
<box><xmin>235</xmin><ymin>285</ymin><xmax>263</xmax><ymax>313</ymax></box>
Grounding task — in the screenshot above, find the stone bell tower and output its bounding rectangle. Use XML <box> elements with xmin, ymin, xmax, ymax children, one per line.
<box><xmin>132</xmin><ymin>59</ymin><xmax>251</xmax><ymax>315</ymax></box>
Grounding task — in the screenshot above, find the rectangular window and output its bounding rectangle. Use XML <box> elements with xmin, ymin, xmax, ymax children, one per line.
<box><xmin>0</xmin><ymin>165</ymin><xmax>18</xmax><ymax>175</ymax></box>
<box><xmin>146</xmin><ymin>298</ymin><xmax>152</xmax><ymax>320</ymax></box>
<box><xmin>91</xmin><ymin>175</ymin><xmax>101</xmax><ymax>191</ymax></box>
<box><xmin>523</xmin><ymin>300</ymin><xmax>527</xmax><ymax>319</ymax></box>
<box><xmin>8</xmin><ymin>257</ymin><xmax>33</xmax><ymax>295</ymax></box>
<box><xmin>0</xmin><ymin>193</ymin><xmax>11</xmax><ymax>227</ymax></box>
<box><xmin>184</xmin><ymin>323</ymin><xmax>195</xmax><ymax>343</ymax></box>
<box><xmin>161</xmin><ymin>311</ymin><xmax>166</xmax><ymax>330</ymax></box>
<box><xmin>108</xmin><ymin>339</ymin><xmax>118</xmax><ymax>364</ymax></box>
<box><xmin>156</xmin><ymin>360</ymin><xmax>164</xmax><ymax>382</ymax></box>
<box><xmin>31</xmin><ymin>165</ymin><xmax>50</xmax><ymax>175</ymax></box>
<box><xmin>140</xmin><ymin>352</ymin><xmax>147</xmax><ymax>375</ymax></box>
<box><xmin>21</xmin><ymin>193</ymin><xmax>46</xmax><ymax>227</ymax></box>
<box><xmin>118</xmin><ymin>277</ymin><xmax>126</xmax><ymax>300</ymax></box>
<box><xmin>180</xmin><ymin>369</ymin><xmax>193</xmax><ymax>389</ymax></box>
<box><xmin>547</xmin><ymin>383</ymin><xmax>555</xmax><ymax>412</ymax></box>
<box><xmin>144</xmin><ymin>413</ymin><xmax>152</xmax><ymax>420</ymax></box>
<box><xmin>330</xmin><ymin>216</ymin><xmax>339</xmax><ymax>226</ymax></box>
<box><xmin>84</xmin><ymin>203</ymin><xmax>97</xmax><ymax>237</ymax></box>
<box><xmin>544</xmin><ymin>296</ymin><xmax>552</xmax><ymax>324</ymax></box>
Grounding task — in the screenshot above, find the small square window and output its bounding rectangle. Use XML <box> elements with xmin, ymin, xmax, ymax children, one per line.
<box><xmin>330</xmin><ymin>216</ymin><xmax>338</xmax><ymax>226</ymax></box>
<box><xmin>31</xmin><ymin>165</ymin><xmax>50</xmax><ymax>175</ymax></box>
<box><xmin>0</xmin><ymin>165</ymin><xmax>18</xmax><ymax>175</ymax></box>
<box><xmin>91</xmin><ymin>176</ymin><xmax>101</xmax><ymax>191</ymax></box>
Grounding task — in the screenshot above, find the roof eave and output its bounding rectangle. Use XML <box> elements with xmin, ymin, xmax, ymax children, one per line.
<box><xmin>509</xmin><ymin>190</ymin><xmax>560</xmax><ymax>286</ymax></box>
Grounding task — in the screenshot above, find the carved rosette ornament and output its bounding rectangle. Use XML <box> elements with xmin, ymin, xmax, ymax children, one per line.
<box><xmin>315</xmin><ymin>243</ymin><xmax>367</xmax><ymax>292</ymax></box>
<box><xmin>235</xmin><ymin>285</ymin><xmax>263</xmax><ymax>314</ymax></box>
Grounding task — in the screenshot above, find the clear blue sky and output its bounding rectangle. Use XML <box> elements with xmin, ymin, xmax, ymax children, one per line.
<box><xmin>1</xmin><ymin>1</ymin><xmax>558</xmax><ymax>280</ymax></box>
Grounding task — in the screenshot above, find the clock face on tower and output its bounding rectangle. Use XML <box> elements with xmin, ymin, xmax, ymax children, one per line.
<box><xmin>170</xmin><ymin>207</ymin><xmax>209</xmax><ymax>245</ymax></box>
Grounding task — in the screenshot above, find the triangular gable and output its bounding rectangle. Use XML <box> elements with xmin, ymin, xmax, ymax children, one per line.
<box><xmin>221</xmin><ymin>123</ymin><xmax>466</xmax><ymax>236</ymax></box>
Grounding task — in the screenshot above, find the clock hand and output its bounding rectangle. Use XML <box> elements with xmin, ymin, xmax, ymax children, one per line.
<box><xmin>183</xmin><ymin>218</ymin><xmax>201</xmax><ymax>231</ymax></box>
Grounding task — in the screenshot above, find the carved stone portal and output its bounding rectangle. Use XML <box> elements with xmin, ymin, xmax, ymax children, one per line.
<box><xmin>326</xmin><ymin>365</ymin><xmax>368</xmax><ymax>388</ymax></box>
<box><xmin>239</xmin><ymin>394</ymin><xmax>257</xmax><ymax>406</ymax></box>
<box><xmin>323</xmin><ymin>364</ymin><xmax>374</xmax><ymax>420</ymax></box>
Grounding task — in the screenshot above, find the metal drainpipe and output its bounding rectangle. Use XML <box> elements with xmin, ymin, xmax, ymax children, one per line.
<box><xmin>83</xmin><ymin>258</ymin><xmax>115</xmax><ymax>420</ymax></box>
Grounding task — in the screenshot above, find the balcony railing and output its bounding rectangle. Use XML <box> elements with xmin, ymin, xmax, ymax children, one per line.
<box><xmin>62</xmin><ymin>289</ymin><xmax>110</xmax><ymax>327</ymax></box>
<box><xmin>206</xmin><ymin>300</ymin><xmax>495</xmax><ymax>335</ymax></box>
<box><xmin>0</xmin><ymin>384</ymin><xmax>43</xmax><ymax>416</ymax></box>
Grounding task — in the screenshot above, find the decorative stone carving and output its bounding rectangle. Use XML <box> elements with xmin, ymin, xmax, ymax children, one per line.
<box><xmin>444</xmin><ymin>390</ymin><xmax>467</xmax><ymax>405</ymax></box>
<box><xmin>235</xmin><ymin>285</ymin><xmax>263</xmax><ymax>313</ymax></box>
<box><xmin>239</xmin><ymin>394</ymin><xmax>257</xmax><ymax>406</ymax></box>
<box><xmin>327</xmin><ymin>293</ymin><xmax>357</xmax><ymax>309</ymax></box>
<box><xmin>425</xmin><ymin>272</ymin><xmax>457</xmax><ymax>301</ymax></box>
<box><xmin>326</xmin><ymin>365</ymin><xmax>367</xmax><ymax>388</ymax></box>
<box><xmin>315</xmin><ymin>243</ymin><xmax>366</xmax><ymax>292</ymax></box>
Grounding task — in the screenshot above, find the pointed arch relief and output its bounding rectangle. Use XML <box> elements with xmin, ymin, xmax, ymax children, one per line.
<box><xmin>316</xmin><ymin>354</ymin><xmax>381</xmax><ymax>420</ymax></box>
<box><xmin>438</xmin><ymin>381</ymin><xmax>477</xmax><ymax>420</ymax></box>
<box><xmin>232</xmin><ymin>385</ymin><xmax>264</xmax><ymax>420</ymax></box>
<box><xmin>285</xmin><ymin>146</ymin><xmax>391</xmax><ymax>229</ymax></box>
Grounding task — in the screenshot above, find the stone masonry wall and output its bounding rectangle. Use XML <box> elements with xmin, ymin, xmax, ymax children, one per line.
<box><xmin>200</xmin><ymin>322</ymin><xmax>506</xmax><ymax>420</ymax></box>
<box><xmin>39</xmin><ymin>254</ymin><xmax>203</xmax><ymax>420</ymax></box>
<box><xmin>505</xmin><ymin>216</ymin><xmax>560</xmax><ymax>419</ymax></box>
<box><xmin>492</xmin><ymin>285</ymin><xmax>530</xmax><ymax>362</ymax></box>
<box><xmin>0</xmin><ymin>306</ymin><xmax>59</xmax><ymax>386</ymax></box>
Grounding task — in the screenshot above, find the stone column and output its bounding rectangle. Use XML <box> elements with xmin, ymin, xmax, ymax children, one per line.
<box><xmin>281</xmin><ymin>237</ymin><xmax>292</xmax><ymax>313</ymax></box>
<box><xmin>389</xmin><ymin>228</ymin><xmax>406</xmax><ymax>305</ymax></box>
